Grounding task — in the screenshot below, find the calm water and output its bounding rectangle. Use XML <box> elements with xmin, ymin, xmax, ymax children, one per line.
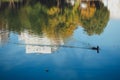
<box><xmin>0</xmin><ymin>0</ymin><xmax>120</xmax><ymax>80</ymax></box>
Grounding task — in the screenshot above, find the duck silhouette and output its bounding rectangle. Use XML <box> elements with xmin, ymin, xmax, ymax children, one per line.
<box><xmin>91</xmin><ymin>46</ymin><xmax>99</xmax><ymax>53</ymax></box>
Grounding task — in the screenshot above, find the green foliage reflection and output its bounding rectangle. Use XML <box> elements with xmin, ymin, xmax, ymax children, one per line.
<box><xmin>0</xmin><ymin>0</ymin><xmax>110</xmax><ymax>39</ymax></box>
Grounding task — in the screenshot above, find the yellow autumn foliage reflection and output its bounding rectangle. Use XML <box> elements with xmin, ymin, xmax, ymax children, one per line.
<box><xmin>0</xmin><ymin>0</ymin><xmax>110</xmax><ymax>40</ymax></box>
<box><xmin>81</xmin><ymin>6</ymin><xmax>96</xmax><ymax>19</ymax></box>
<box><xmin>47</xmin><ymin>7</ymin><xmax>60</xmax><ymax>15</ymax></box>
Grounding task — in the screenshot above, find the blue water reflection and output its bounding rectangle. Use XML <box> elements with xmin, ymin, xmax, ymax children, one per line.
<box><xmin>0</xmin><ymin>19</ymin><xmax>120</xmax><ymax>80</ymax></box>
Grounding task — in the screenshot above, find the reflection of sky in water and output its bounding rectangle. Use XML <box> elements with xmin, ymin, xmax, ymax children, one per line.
<box><xmin>0</xmin><ymin>19</ymin><xmax>120</xmax><ymax>80</ymax></box>
<box><xmin>74</xmin><ymin>20</ymin><xmax>120</xmax><ymax>48</ymax></box>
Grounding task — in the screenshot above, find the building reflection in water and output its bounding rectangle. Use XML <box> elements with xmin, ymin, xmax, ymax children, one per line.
<box><xmin>0</xmin><ymin>31</ymin><xmax>9</xmax><ymax>46</ymax></box>
<box><xmin>0</xmin><ymin>22</ymin><xmax>9</xmax><ymax>46</ymax></box>
<box><xmin>19</xmin><ymin>30</ymin><xmax>64</xmax><ymax>54</ymax></box>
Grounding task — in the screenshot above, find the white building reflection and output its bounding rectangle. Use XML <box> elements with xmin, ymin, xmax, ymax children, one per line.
<box><xmin>0</xmin><ymin>23</ymin><xmax>9</xmax><ymax>45</ymax></box>
<box><xmin>19</xmin><ymin>31</ymin><xmax>64</xmax><ymax>54</ymax></box>
<box><xmin>0</xmin><ymin>31</ymin><xmax>9</xmax><ymax>45</ymax></box>
<box><xmin>66</xmin><ymin>0</ymin><xmax>76</xmax><ymax>6</ymax></box>
<box><xmin>102</xmin><ymin>0</ymin><xmax>120</xmax><ymax>19</ymax></box>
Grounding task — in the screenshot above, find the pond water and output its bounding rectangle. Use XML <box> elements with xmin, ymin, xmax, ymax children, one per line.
<box><xmin>0</xmin><ymin>0</ymin><xmax>120</xmax><ymax>80</ymax></box>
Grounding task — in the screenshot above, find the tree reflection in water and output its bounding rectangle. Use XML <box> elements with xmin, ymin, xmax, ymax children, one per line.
<box><xmin>0</xmin><ymin>0</ymin><xmax>109</xmax><ymax>53</ymax></box>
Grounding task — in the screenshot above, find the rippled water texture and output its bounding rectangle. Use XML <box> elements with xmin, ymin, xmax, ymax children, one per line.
<box><xmin>0</xmin><ymin>0</ymin><xmax>120</xmax><ymax>80</ymax></box>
